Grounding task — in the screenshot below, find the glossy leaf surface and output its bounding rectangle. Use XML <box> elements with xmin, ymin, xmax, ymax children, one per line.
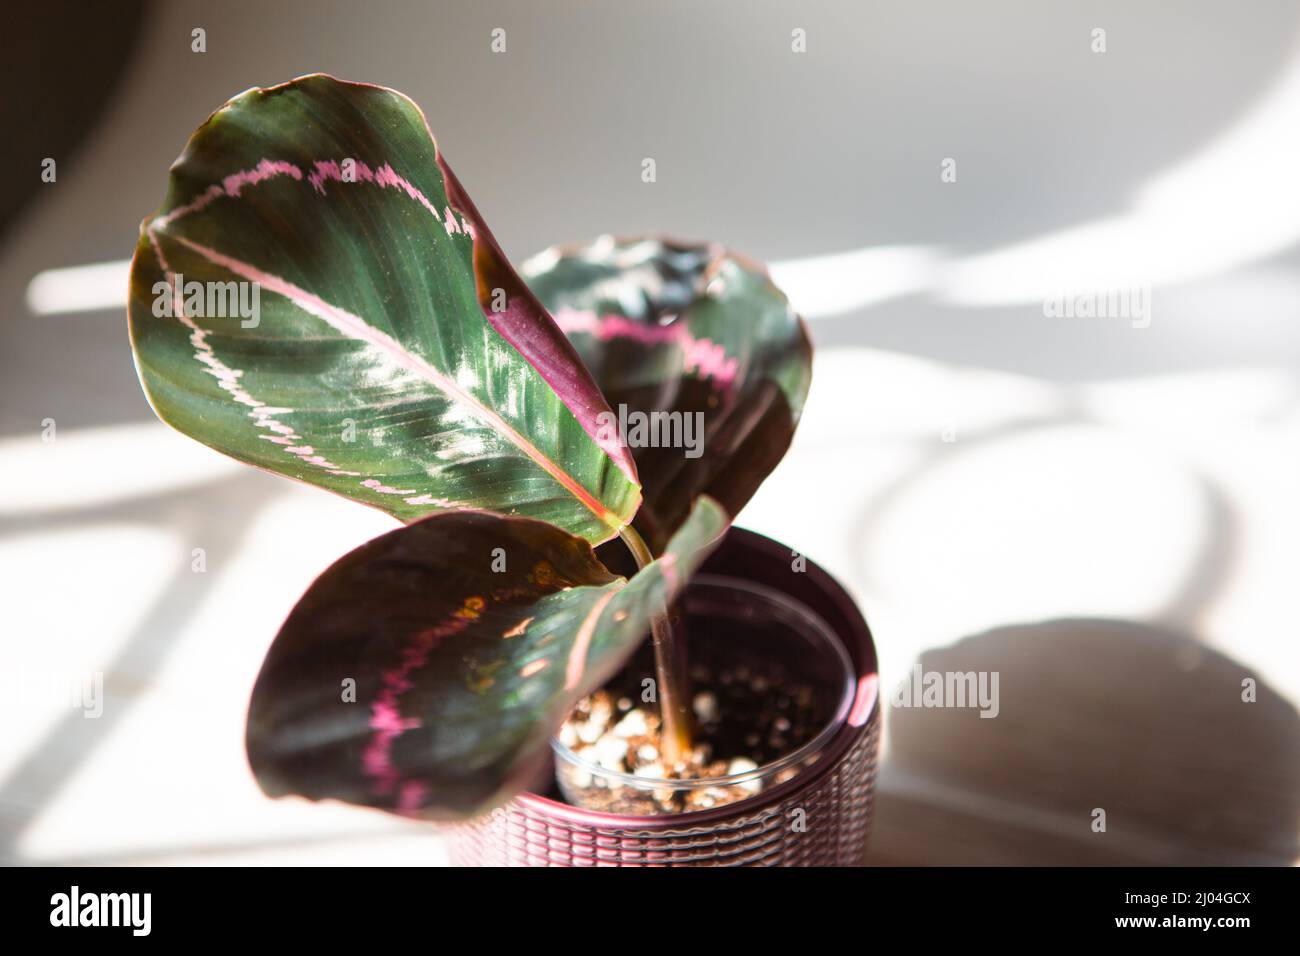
<box><xmin>523</xmin><ymin>237</ymin><xmax>811</xmax><ymax>551</ymax></box>
<box><xmin>246</xmin><ymin>496</ymin><xmax>728</xmax><ymax>820</ymax></box>
<box><xmin>128</xmin><ymin>75</ymin><xmax>639</xmax><ymax>543</ymax></box>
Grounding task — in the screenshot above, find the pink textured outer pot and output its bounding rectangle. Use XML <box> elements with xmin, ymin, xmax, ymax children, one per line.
<box><xmin>447</xmin><ymin>526</ymin><xmax>881</xmax><ymax>867</ymax></box>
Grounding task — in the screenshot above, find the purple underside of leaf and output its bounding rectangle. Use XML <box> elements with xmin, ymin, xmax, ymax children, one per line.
<box><xmin>437</xmin><ymin>157</ymin><xmax>639</xmax><ymax>483</ymax></box>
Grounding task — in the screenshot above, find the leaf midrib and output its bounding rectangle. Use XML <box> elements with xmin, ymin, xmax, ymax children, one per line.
<box><xmin>150</xmin><ymin>224</ymin><xmax>625</xmax><ymax>534</ymax></box>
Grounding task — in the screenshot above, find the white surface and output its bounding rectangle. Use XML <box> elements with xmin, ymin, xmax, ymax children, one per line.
<box><xmin>1</xmin><ymin>346</ymin><xmax>1296</xmax><ymax>864</ymax></box>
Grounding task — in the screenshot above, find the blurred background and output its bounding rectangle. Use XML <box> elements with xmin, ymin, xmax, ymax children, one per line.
<box><xmin>2</xmin><ymin>0</ymin><xmax>1297</xmax><ymax>865</ymax></box>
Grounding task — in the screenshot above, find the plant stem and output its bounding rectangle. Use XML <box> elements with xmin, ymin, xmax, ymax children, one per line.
<box><xmin>619</xmin><ymin>524</ymin><xmax>694</xmax><ymax>766</ymax></box>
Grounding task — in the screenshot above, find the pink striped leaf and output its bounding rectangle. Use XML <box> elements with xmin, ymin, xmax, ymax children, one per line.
<box><xmin>127</xmin><ymin>75</ymin><xmax>639</xmax><ymax>544</ymax></box>
<box><xmin>246</xmin><ymin>496</ymin><xmax>727</xmax><ymax>820</ymax></box>
<box><xmin>523</xmin><ymin>237</ymin><xmax>811</xmax><ymax>552</ymax></box>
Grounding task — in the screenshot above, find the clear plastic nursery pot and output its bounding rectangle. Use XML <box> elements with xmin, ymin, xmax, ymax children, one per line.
<box><xmin>448</xmin><ymin>527</ymin><xmax>881</xmax><ymax>866</ymax></box>
<box><xmin>552</xmin><ymin>575</ymin><xmax>855</xmax><ymax>815</ymax></box>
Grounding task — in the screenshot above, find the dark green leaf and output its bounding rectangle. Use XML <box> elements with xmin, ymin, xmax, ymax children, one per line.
<box><xmin>246</xmin><ymin>496</ymin><xmax>729</xmax><ymax>820</ymax></box>
<box><xmin>523</xmin><ymin>237</ymin><xmax>811</xmax><ymax>551</ymax></box>
<box><xmin>128</xmin><ymin>75</ymin><xmax>639</xmax><ymax>544</ymax></box>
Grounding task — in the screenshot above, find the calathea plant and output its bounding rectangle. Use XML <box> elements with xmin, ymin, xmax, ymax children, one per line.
<box><xmin>127</xmin><ymin>75</ymin><xmax>811</xmax><ymax>820</ymax></box>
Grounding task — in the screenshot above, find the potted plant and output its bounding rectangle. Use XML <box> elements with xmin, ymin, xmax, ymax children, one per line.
<box><xmin>127</xmin><ymin>75</ymin><xmax>880</xmax><ymax>866</ymax></box>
